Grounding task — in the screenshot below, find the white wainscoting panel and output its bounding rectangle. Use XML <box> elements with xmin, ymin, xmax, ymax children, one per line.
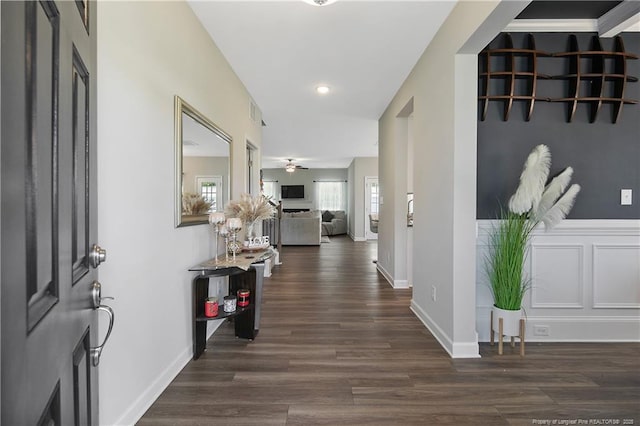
<box><xmin>530</xmin><ymin>244</ymin><xmax>585</xmax><ymax>308</ymax></box>
<box><xmin>593</xmin><ymin>244</ymin><xmax>640</xmax><ymax>309</ymax></box>
<box><xmin>476</xmin><ymin>220</ymin><xmax>640</xmax><ymax>343</ymax></box>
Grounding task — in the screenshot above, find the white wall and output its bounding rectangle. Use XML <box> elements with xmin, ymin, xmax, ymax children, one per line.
<box><xmin>261</xmin><ymin>168</ymin><xmax>348</xmax><ymax>211</ymax></box>
<box><xmin>96</xmin><ymin>2</ymin><xmax>262</xmax><ymax>424</ymax></box>
<box><xmin>348</xmin><ymin>157</ymin><xmax>378</xmax><ymax>241</ymax></box>
<box><xmin>182</xmin><ymin>156</ymin><xmax>229</xmax><ymax>195</ymax></box>
<box><xmin>378</xmin><ymin>1</ymin><xmax>528</xmax><ymax>358</ymax></box>
<box><xmin>477</xmin><ymin>220</ymin><xmax>640</xmax><ymax>342</ymax></box>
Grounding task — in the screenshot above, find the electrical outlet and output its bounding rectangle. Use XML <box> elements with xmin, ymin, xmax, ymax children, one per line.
<box><xmin>621</xmin><ymin>189</ymin><xmax>632</xmax><ymax>205</ymax></box>
<box><xmin>431</xmin><ymin>285</ymin><xmax>437</xmax><ymax>302</ymax></box>
<box><xmin>533</xmin><ymin>325</ymin><xmax>549</xmax><ymax>336</ymax></box>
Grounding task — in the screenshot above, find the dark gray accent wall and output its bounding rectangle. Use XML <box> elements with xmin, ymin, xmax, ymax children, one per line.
<box><xmin>477</xmin><ymin>32</ymin><xmax>640</xmax><ymax>219</ymax></box>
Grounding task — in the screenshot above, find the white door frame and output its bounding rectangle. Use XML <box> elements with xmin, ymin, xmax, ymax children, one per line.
<box><xmin>364</xmin><ymin>176</ymin><xmax>379</xmax><ymax>240</ymax></box>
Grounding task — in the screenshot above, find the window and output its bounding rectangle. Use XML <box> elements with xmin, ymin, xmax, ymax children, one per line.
<box><xmin>316</xmin><ymin>181</ymin><xmax>346</xmax><ymax>211</ymax></box>
<box><xmin>369</xmin><ymin>181</ymin><xmax>379</xmax><ymax>215</ymax></box>
<box><xmin>262</xmin><ymin>181</ymin><xmax>277</xmax><ymax>201</ymax></box>
<box><xmin>196</xmin><ymin>175</ymin><xmax>223</xmax><ymax>212</ymax></box>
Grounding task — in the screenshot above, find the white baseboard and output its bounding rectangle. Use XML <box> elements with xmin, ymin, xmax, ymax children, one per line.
<box><xmin>115</xmin><ymin>321</ymin><xmax>224</xmax><ymax>425</ymax></box>
<box><xmin>411</xmin><ymin>300</ymin><xmax>480</xmax><ymax>358</ymax></box>
<box><xmin>393</xmin><ymin>279</ymin><xmax>409</xmax><ymax>289</ymax></box>
<box><xmin>376</xmin><ymin>263</ymin><xmax>393</xmax><ymax>287</ymax></box>
<box><xmin>349</xmin><ymin>233</ymin><xmax>366</xmax><ymax>242</ymax></box>
<box><xmin>477</xmin><ymin>306</ymin><xmax>640</xmax><ymax>342</ymax></box>
<box><xmin>375</xmin><ymin>263</ymin><xmax>409</xmax><ymax>289</ymax></box>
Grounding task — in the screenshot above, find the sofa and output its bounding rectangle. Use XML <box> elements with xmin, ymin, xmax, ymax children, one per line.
<box><xmin>321</xmin><ymin>210</ymin><xmax>347</xmax><ymax>236</ymax></box>
<box><xmin>279</xmin><ymin>210</ymin><xmax>321</xmax><ymax>245</ymax></box>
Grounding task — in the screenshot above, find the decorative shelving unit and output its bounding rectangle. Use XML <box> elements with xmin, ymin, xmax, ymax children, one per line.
<box><xmin>479</xmin><ymin>33</ymin><xmax>551</xmax><ymax>121</ymax></box>
<box><xmin>189</xmin><ymin>249</ymin><xmax>274</xmax><ymax>360</ymax></box>
<box><xmin>551</xmin><ymin>35</ymin><xmax>638</xmax><ymax>123</ymax></box>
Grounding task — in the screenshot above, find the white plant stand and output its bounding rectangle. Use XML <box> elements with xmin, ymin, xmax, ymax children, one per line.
<box><xmin>490</xmin><ymin>310</ymin><xmax>525</xmax><ymax>356</ymax></box>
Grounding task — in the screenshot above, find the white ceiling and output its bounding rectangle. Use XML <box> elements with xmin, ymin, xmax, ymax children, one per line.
<box><xmin>188</xmin><ymin>0</ymin><xmax>457</xmax><ymax>169</ymax></box>
<box><xmin>182</xmin><ymin>113</ymin><xmax>230</xmax><ymax>157</ymax></box>
<box><xmin>189</xmin><ymin>0</ymin><xmax>639</xmax><ymax>170</ymax></box>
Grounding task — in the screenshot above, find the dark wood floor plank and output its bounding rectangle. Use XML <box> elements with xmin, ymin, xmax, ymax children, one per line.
<box><xmin>152</xmin><ymin>383</ymin><xmax>353</xmax><ymax>406</ymax></box>
<box><xmin>352</xmin><ymin>386</ymin><xmax>554</xmax><ymax>406</ymax></box>
<box><xmin>286</xmin><ymin>404</ymin><xmax>507</xmax><ymax>426</ymax></box>
<box><xmin>409</xmin><ymin>372</ymin><xmax>598</xmax><ymax>388</ymax></box>
<box><xmin>138</xmin><ymin>236</ymin><xmax>640</xmax><ymax>425</ymax></box>
<box><xmin>498</xmin><ymin>403</ymin><xmax>640</xmax><ymax>426</ymax></box>
<box><xmin>139</xmin><ymin>403</ymin><xmax>289</xmax><ymax>426</ymax></box>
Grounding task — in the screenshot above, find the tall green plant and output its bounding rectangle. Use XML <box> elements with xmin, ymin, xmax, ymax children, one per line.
<box><xmin>487</xmin><ymin>144</ymin><xmax>581</xmax><ymax>311</ymax></box>
<box><xmin>487</xmin><ymin>211</ymin><xmax>534</xmax><ymax>310</ymax></box>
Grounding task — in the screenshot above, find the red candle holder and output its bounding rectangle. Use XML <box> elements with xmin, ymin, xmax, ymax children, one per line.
<box><xmin>237</xmin><ymin>289</ymin><xmax>250</xmax><ymax>308</ymax></box>
<box><xmin>204</xmin><ymin>297</ymin><xmax>219</xmax><ymax>317</ymax></box>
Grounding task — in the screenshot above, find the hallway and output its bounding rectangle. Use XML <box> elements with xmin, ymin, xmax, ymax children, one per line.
<box><xmin>138</xmin><ymin>237</ymin><xmax>640</xmax><ymax>425</ymax></box>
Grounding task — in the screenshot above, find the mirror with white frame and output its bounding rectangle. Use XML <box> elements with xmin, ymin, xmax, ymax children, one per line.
<box><xmin>175</xmin><ymin>96</ymin><xmax>232</xmax><ymax>227</ymax></box>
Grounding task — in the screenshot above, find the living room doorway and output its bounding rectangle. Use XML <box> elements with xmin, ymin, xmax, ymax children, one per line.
<box><xmin>365</xmin><ymin>176</ymin><xmax>379</xmax><ymax>240</ymax></box>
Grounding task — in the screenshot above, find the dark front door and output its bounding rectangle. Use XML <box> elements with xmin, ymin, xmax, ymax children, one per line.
<box><xmin>1</xmin><ymin>1</ymin><xmax>106</xmax><ymax>424</ymax></box>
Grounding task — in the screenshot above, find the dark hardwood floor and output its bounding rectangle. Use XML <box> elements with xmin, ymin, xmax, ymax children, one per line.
<box><xmin>138</xmin><ymin>236</ymin><xmax>640</xmax><ymax>425</ymax></box>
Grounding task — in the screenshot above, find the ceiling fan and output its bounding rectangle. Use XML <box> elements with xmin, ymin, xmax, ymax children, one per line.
<box><xmin>285</xmin><ymin>159</ymin><xmax>308</xmax><ymax>173</ymax></box>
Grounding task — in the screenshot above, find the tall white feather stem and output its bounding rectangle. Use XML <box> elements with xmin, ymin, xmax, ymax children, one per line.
<box><xmin>533</xmin><ymin>167</ymin><xmax>573</xmax><ymax>222</ymax></box>
<box><xmin>541</xmin><ymin>184</ymin><xmax>581</xmax><ymax>229</ymax></box>
<box><xmin>508</xmin><ymin>144</ymin><xmax>551</xmax><ymax>214</ymax></box>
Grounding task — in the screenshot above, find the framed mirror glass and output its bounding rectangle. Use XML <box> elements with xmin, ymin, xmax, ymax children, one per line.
<box><xmin>175</xmin><ymin>96</ymin><xmax>232</xmax><ymax>227</ymax></box>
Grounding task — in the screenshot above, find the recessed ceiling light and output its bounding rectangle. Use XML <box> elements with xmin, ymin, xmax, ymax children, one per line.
<box><xmin>302</xmin><ymin>0</ymin><xmax>338</xmax><ymax>6</ymax></box>
<box><xmin>316</xmin><ymin>85</ymin><xmax>330</xmax><ymax>95</ymax></box>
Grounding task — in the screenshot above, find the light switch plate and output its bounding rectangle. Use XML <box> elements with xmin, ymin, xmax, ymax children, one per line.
<box><xmin>621</xmin><ymin>189</ymin><xmax>632</xmax><ymax>206</ymax></box>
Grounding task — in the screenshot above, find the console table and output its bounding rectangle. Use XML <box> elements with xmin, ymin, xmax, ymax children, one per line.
<box><xmin>188</xmin><ymin>248</ymin><xmax>274</xmax><ymax>360</ymax></box>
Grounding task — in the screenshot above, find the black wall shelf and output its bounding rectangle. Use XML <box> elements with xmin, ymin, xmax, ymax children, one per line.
<box><xmin>479</xmin><ymin>33</ymin><xmax>550</xmax><ymax>122</ymax></box>
<box><xmin>479</xmin><ymin>33</ymin><xmax>638</xmax><ymax>123</ymax></box>
<box><xmin>550</xmin><ymin>35</ymin><xmax>638</xmax><ymax>123</ymax></box>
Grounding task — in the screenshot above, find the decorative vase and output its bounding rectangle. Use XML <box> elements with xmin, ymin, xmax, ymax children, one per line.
<box><xmin>245</xmin><ymin>220</ymin><xmax>258</xmax><ymax>240</ymax></box>
<box><xmin>491</xmin><ymin>306</ymin><xmax>523</xmax><ymax>337</ymax></box>
<box><xmin>245</xmin><ymin>220</ymin><xmax>256</xmax><ymax>240</ymax></box>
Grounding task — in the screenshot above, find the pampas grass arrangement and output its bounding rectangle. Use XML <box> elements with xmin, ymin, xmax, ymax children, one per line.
<box><xmin>182</xmin><ymin>193</ymin><xmax>213</xmax><ymax>215</ymax></box>
<box><xmin>488</xmin><ymin>144</ymin><xmax>580</xmax><ymax>311</ymax></box>
<box><xmin>225</xmin><ymin>193</ymin><xmax>275</xmax><ymax>224</ymax></box>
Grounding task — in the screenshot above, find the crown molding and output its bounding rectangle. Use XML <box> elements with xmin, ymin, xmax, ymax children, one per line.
<box><xmin>598</xmin><ymin>0</ymin><xmax>640</xmax><ymax>37</ymax></box>
<box><xmin>505</xmin><ymin>1</ymin><xmax>640</xmax><ymax>37</ymax></box>
<box><xmin>504</xmin><ymin>19</ymin><xmax>597</xmax><ymax>33</ymax></box>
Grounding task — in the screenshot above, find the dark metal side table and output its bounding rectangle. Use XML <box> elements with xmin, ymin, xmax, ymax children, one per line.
<box><xmin>188</xmin><ymin>248</ymin><xmax>274</xmax><ymax>360</ymax></box>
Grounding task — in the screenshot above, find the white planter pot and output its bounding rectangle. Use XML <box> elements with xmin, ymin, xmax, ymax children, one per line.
<box><xmin>492</xmin><ymin>306</ymin><xmax>523</xmax><ymax>337</ymax></box>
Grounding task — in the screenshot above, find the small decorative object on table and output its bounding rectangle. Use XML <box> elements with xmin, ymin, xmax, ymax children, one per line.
<box><xmin>218</xmin><ymin>225</ymin><xmax>229</xmax><ymax>261</ymax></box>
<box><xmin>208</xmin><ymin>212</ymin><xmax>226</xmax><ymax>263</ymax></box>
<box><xmin>204</xmin><ymin>297</ymin><xmax>219</xmax><ymax>318</ymax></box>
<box><xmin>226</xmin><ymin>218</ymin><xmax>242</xmax><ymax>261</ymax></box>
<box><xmin>223</xmin><ymin>295</ymin><xmax>237</xmax><ymax>313</ymax></box>
<box><xmin>237</xmin><ymin>289</ymin><xmax>250</xmax><ymax>307</ymax></box>
<box><xmin>243</xmin><ymin>235</ymin><xmax>270</xmax><ymax>251</ymax></box>
<box><xmin>225</xmin><ymin>193</ymin><xmax>275</xmax><ymax>244</ymax></box>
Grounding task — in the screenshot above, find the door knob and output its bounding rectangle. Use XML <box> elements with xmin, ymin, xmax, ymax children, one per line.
<box><xmin>89</xmin><ymin>244</ymin><xmax>107</xmax><ymax>268</ymax></box>
<box><xmin>90</xmin><ymin>305</ymin><xmax>115</xmax><ymax>367</ymax></box>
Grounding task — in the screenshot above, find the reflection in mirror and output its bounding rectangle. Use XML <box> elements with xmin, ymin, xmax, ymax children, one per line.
<box><xmin>175</xmin><ymin>96</ymin><xmax>232</xmax><ymax>227</ymax></box>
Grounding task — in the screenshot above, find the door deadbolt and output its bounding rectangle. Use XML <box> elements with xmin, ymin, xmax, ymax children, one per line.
<box><xmin>89</xmin><ymin>244</ymin><xmax>107</xmax><ymax>268</ymax></box>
